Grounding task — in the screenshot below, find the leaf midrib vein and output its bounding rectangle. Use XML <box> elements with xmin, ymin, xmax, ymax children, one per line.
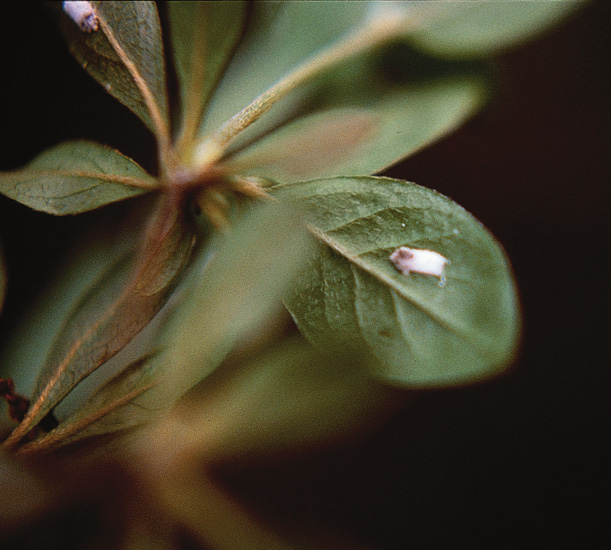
<box><xmin>2</xmin><ymin>169</ymin><xmax>157</xmax><ymax>190</ymax></box>
<box><xmin>309</xmin><ymin>224</ymin><xmax>491</xmax><ymax>355</ymax></box>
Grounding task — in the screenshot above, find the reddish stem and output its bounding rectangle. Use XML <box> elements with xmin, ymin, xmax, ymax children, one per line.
<box><xmin>0</xmin><ymin>378</ymin><xmax>30</xmax><ymax>423</ymax></box>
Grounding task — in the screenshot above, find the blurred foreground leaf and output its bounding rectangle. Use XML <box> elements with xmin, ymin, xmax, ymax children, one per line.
<box><xmin>277</xmin><ymin>176</ymin><xmax>520</xmax><ymax>387</ymax></box>
<box><xmin>0</xmin><ymin>141</ymin><xmax>154</xmax><ymax>215</ymax></box>
<box><xmin>139</xmin><ymin>201</ymin><xmax>315</xmax><ymax>411</ymax></box>
<box><xmin>167</xmin><ymin>339</ymin><xmax>401</xmax><ymax>466</ymax></box>
<box><xmin>0</xmin><ymin>207</ymin><xmax>145</xmax><ymax>394</ymax></box>
<box><xmin>17</xmin><ymin>202</ymin><xmax>314</xmax><ymax>454</ymax></box>
<box><xmin>4</xmin><ymin>197</ymin><xmax>194</xmax><ymax>447</ymax></box>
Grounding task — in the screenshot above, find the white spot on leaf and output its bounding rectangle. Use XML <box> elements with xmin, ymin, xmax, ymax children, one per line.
<box><xmin>63</xmin><ymin>1</ymin><xmax>99</xmax><ymax>33</ymax></box>
<box><xmin>390</xmin><ymin>246</ymin><xmax>448</xmax><ymax>279</ymax></box>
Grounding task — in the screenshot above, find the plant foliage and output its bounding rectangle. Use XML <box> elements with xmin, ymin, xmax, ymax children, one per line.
<box><xmin>0</xmin><ymin>1</ymin><xmax>581</xmax><ymax>544</ymax></box>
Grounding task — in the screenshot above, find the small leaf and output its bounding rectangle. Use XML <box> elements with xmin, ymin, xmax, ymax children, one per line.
<box><xmin>197</xmin><ymin>1</ymin><xmax>371</xmax><ymax>148</ymax></box>
<box><xmin>227</xmin><ymin>74</ymin><xmax>486</xmax><ymax>183</ymax></box>
<box><xmin>276</xmin><ymin>176</ymin><xmax>520</xmax><ymax>387</ymax></box>
<box><xmin>4</xmin><ymin>196</ymin><xmax>195</xmax><ymax>446</ymax></box>
<box><xmin>168</xmin><ymin>1</ymin><xmax>247</xmax><ymax>150</ymax></box>
<box><xmin>59</xmin><ymin>1</ymin><xmax>170</xmax><ymax>142</ymax></box>
<box><xmin>0</xmin><ymin>141</ymin><xmax>155</xmax><ymax>214</ymax></box>
<box><xmin>164</xmin><ymin>339</ymin><xmax>400</xmax><ymax>466</ymax></box>
<box><xmin>407</xmin><ymin>1</ymin><xmax>583</xmax><ymax>59</ymax></box>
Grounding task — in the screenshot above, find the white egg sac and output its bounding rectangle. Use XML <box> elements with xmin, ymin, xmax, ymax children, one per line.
<box><xmin>390</xmin><ymin>246</ymin><xmax>448</xmax><ymax>279</ymax></box>
<box><xmin>63</xmin><ymin>1</ymin><xmax>99</xmax><ymax>33</ymax></box>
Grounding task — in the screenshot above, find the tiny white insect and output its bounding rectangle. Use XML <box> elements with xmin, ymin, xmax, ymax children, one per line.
<box><xmin>390</xmin><ymin>246</ymin><xmax>448</xmax><ymax>279</ymax></box>
<box><xmin>63</xmin><ymin>1</ymin><xmax>99</xmax><ymax>33</ymax></box>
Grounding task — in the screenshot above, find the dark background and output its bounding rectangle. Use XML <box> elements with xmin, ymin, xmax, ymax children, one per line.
<box><xmin>1</xmin><ymin>2</ymin><xmax>609</xmax><ymax>548</ymax></box>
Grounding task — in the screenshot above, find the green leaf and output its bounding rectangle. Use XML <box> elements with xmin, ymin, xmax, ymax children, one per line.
<box><xmin>227</xmin><ymin>72</ymin><xmax>486</xmax><ymax>183</ymax></box>
<box><xmin>16</xmin><ymin>355</ymin><xmax>157</xmax><ymax>456</ymax></box>
<box><xmin>59</xmin><ymin>1</ymin><xmax>170</xmax><ymax>141</ymax></box>
<box><xmin>198</xmin><ymin>1</ymin><xmax>371</xmax><ymax>146</ymax></box>
<box><xmin>276</xmin><ymin>176</ymin><xmax>520</xmax><ymax>388</ymax></box>
<box><xmin>168</xmin><ymin>1</ymin><xmax>247</xmax><ymax>150</ymax></box>
<box><xmin>0</xmin><ymin>141</ymin><xmax>155</xmax><ymax>214</ymax></box>
<box><xmin>137</xmin><ymin>201</ymin><xmax>315</xmax><ymax>413</ymax></box>
<box><xmin>17</xmin><ymin>202</ymin><xmax>315</xmax><ymax>452</ymax></box>
<box><xmin>407</xmin><ymin>0</ymin><xmax>583</xmax><ymax>59</ymax></box>
<box><xmin>165</xmin><ymin>339</ymin><xmax>400</xmax><ymax>466</ymax></box>
<box><xmin>3</xmin><ymin>197</ymin><xmax>195</xmax><ymax>446</ymax></box>
<box><xmin>0</xmin><ymin>208</ymin><xmax>144</xmax><ymax>395</ymax></box>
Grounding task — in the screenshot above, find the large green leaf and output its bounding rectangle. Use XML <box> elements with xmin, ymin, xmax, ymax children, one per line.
<box><xmin>168</xmin><ymin>1</ymin><xmax>247</xmax><ymax>150</ymax></box>
<box><xmin>196</xmin><ymin>1</ymin><xmax>371</xmax><ymax>150</ymax></box>
<box><xmin>3</xmin><ymin>197</ymin><xmax>195</xmax><ymax>447</ymax></box>
<box><xmin>407</xmin><ymin>0</ymin><xmax>583</xmax><ymax>59</ymax></box>
<box><xmin>276</xmin><ymin>176</ymin><xmax>520</xmax><ymax>387</ymax></box>
<box><xmin>0</xmin><ymin>141</ymin><xmax>155</xmax><ymax>214</ymax></box>
<box><xmin>227</xmin><ymin>73</ymin><xmax>486</xmax><ymax>183</ymax></box>
<box><xmin>59</xmin><ymin>1</ymin><xmax>169</xmax><ymax>140</ymax></box>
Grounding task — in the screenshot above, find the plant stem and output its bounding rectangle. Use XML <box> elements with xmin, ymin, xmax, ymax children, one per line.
<box><xmin>97</xmin><ymin>15</ymin><xmax>176</xmax><ymax>175</ymax></box>
<box><xmin>192</xmin><ymin>8</ymin><xmax>417</xmax><ymax>169</ymax></box>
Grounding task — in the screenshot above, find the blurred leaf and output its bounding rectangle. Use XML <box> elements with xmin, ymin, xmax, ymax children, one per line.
<box><xmin>408</xmin><ymin>0</ymin><xmax>583</xmax><ymax>59</ymax></box>
<box><xmin>197</xmin><ymin>1</ymin><xmax>371</xmax><ymax>148</ymax></box>
<box><xmin>4</xmin><ymin>197</ymin><xmax>194</xmax><ymax>446</ymax></box>
<box><xmin>168</xmin><ymin>1</ymin><xmax>247</xmax><ymax>149</ymax></box>
<box><xmin>59</xmin><ymin>1</ymin><xmax>169</xmax><ymax>139</ymax></box>
<box><xmin>227</xmin><ymin>73</ymin><xmax>486</xmax><ymax>183</ymax></box>
<box><xmin>171</xmin><ymin>339</ymin><xmax>400</xmax><ymax>466</ymax></box>
<box><xmin>136</xmin><ymin>201</ymin><xmax>315</xmax><ymax>414</ymax></box>
<box><xmin>0</xmin><ymin>207</ymin><xmax>144</xmax><ymax>394</ymax></box>
<box><xmin>0</xmin><ymin>141</ymin><xmax>154</xmax><ymax>214</ymax></box>
<box><xmin>277</xmin><ymin>176</ymin><xmax>520</xmax><ymax>387</ymax></box>
<box><xmin>18</xmin><ymin>202</ymin><xmax>315</xmax><ymax>452</ymax></box>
